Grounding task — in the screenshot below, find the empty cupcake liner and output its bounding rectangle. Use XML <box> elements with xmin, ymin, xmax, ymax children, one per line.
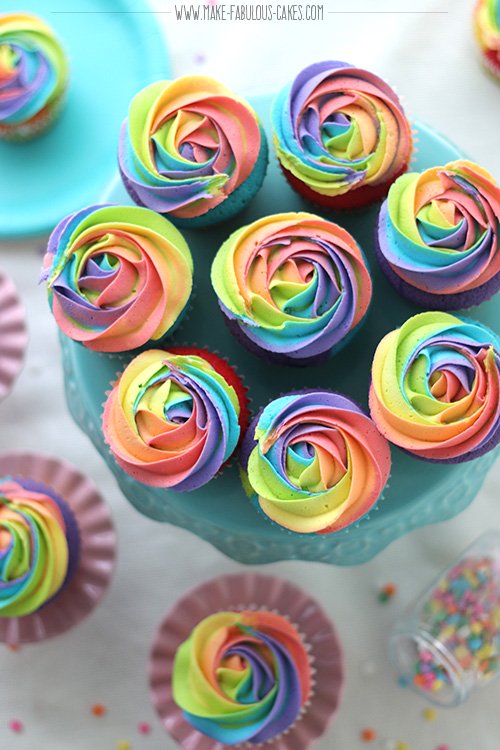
<box><xmin>0</xmin><ymin>270</ymin><xmax>27</xmax><ymax>402</ymax></box>
<box><xmin>149</xmin><ymin>572</ymin><xmax>344</xmax><ymax>750</ymax></box>
<box><xmin>0</xmin><ymin>452</ymin><xmax>115</xmax><ymax>644</ymax></box>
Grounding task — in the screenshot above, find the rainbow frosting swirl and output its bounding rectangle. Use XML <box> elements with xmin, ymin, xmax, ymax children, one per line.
<box><xmin>369</xmin><ymin>312</ymin><xmax>500</xmax><ymax>462</ymax></box>
<box><xmin>103</xmin><ymin>349</ymin><xmax>244</xmax><ymax>490</ymax></box>
<box><xmin>0</xmin><ymin>13</ymin><xmax>68</xmax><ymax>131</ymax></box>
<box><xmin>211</xmin><ymin>213</ymin><xmax>372</xmax><ymax>364</ymax></box>
<box><xmin>271</xmin><ymin>61</ymin><xmax>412</xmax><ymax>200</ymax></box>
<box><xmin>172</xmin><ymin>610</ymin><xmax>311</xmax><ymax>744</ymax></box>
<box><xmin>240</xmin><ymin>390</ymin><xmax>391</xmax><ymax>534</ymax></box>
<box><xmin>474</xmin><ymin>0</ymin><xmax>500</xmax><ymax>76</ymax></box>
<box><xmin>41</xmin><ymin>205</ymin><xmax>193</xmax><ymax>353</ymax></box>
<box><xmin>377</xmin><ymin>161</ymin><xmax>500</xmax><ymax>305</ymax></box>
<box><xmin>118</xmin><ymin>76</ymin><xmax>265</xmax><ymax>221</ymax></box>
<box><xmin>0</xmin><ymin>479</ymin><xmax>72</xmax><ymax>617</ymax></box>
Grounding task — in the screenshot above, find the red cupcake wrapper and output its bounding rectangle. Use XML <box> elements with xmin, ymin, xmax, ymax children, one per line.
<box><xmin>0</xmin><ymin>270</ymin><xmax>27</xmax><ymax>402</ymax></box>
<box><xmin>149</xmin><ymin>573</ymin><xmax>344</xmax><ymax>750</ymax></box>
<box><xmin>0</xmin><ymin>453</ymin><xmax>115</xmax><ymax>644</ymax></box>
<box><xmin>281</xmin><ymin>162</ymin><xmax>410</xmax><ymax>210</ymax></box>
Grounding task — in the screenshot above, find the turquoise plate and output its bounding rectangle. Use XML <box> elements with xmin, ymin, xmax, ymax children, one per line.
<box><xmin>59</xmin><ymin>95</ymin><xmax>499</xmax><ymax>566</ymax></box>
<box><xmin>0</xmin><ymin>0</ymin><xmax>169</xmax><ymax>238</ymax></box>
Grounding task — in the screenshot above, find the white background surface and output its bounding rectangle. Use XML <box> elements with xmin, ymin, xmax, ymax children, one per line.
<box><xmin>1</xmin><ymin>0</ymin><xmax>500</xmax><ymax>748</ymax></box>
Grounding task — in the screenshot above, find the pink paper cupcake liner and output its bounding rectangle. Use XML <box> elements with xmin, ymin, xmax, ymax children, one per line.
<box><xmin>0</xmin><ymin>270</ymin><xmax>27</xmax><ymax>402</ymax></box>
<box><xmin>0</xmin><ymin>452</ymin><xmax>115</xmax><ymax>644</ymax></box>
<box><xmin>149</xmin><ymin>572</ymin><xmax>344</xmax><ymax>750</ymax></box>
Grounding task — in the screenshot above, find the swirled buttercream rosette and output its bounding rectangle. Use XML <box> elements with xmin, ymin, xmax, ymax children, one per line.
<box><xmin>271</xmin><ymin>61</ymin><xmax>413</xmax><ymax>210</ymax></box>
<box><xmin>0</xmin><ymin>453</ymin><xmax>115</xmax><ymax>645</ymax></box>
<box><xmin>150</xmin><ymin>573</ymin><xmax>344</xmax><ymax>750</ymax></box>
<box><xmin>369</xmin><ymin>312</ymin><xmax>500</xmax><ymax>463</ymax></box>
<box><xmin>240</xmin><ymin>389</ymin><xmax>391</xmax><ymax>534</ymax></box>
<box><xmin>474</xmin><ymin>0</ymin><xmax>500</xmax><ymax>79</ymax></box>
<box><xmin>41</xmin><ymin>205</ymin><xmax>193</xmax><ymax>353</ymax></box>
<box><xmin>103</xmin><ymin>347</ymin><xmax>249</xmax><ymax>490</ymax></box>
<box><xmin>211</xmin><ymin>212</ymin><xmax>372</xmax><ymax>365</ymax></box>
<box><xmin>376</xmin><ymin>161</ymin><xmax>500</xmax><ymax>310</ymax></box>
<box><xmin>0</xmin><ymin>13</ymin><xmax>68</xmax><ymax>141</ymax></box>
<box><xmin>118</xmin><ymin>76</ymin><xmax>268</xmax><ymax>228</ymax></box>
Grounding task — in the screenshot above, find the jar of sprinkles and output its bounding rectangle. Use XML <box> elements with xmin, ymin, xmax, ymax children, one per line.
<box><xmin>389</xmin><ymin>531</ymin><xmax>500</xmax><ymax>707</ymax></box>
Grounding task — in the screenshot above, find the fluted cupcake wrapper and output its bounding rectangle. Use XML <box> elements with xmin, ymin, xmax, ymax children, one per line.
<box><xmin>149</xmin><ymin>573</ymin><xmax>344</xmax><ymax>750</ymax></box>
<box><xmin>0</xmin><ymin>453</ymin><xmax>115</xmax><ymax>645</ymax></box>
<box><xmin>0</xmin><ymin>269</ymin><xmax>27</xmax><ymax>401</ymax></box>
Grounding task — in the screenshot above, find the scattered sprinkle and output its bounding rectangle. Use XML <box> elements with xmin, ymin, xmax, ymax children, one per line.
<box><xmin>397</xmin><ymin>675</ymin><xmax>411</xmax><ymax>688</ymax></box>
<box><xmin>395</xmin><ymin>743</ymin><xmax>410</xmax><ymax>750</ymax></box>
<box><xmin>194</xmin><ymin>52</ymin><xmax>206</xmax><ymax>65</ymax></box>
<box><xmin>378</xmin><ymin>582</ymin><xmax>397</xmax><ymax>603</ymax></box>
<box><xmin>360</xmin><ymin>728</ymin><xmax>377</xmax><ymax>742</ymax></box>
<box><xmin>91</xmin><ymin>704</ymin><xmax>107</xmax><ymax>717</ymax></box>
<box><xmin>138</xmin><ymin>722</ymin><xmax>152</xmax><ymax>735</ymax></box>
<box><xmin>436</xmin><ymin>746</ymin><xmax>450</xmax><ymax>750</ymax></box>
<box><xmin>422</xmin><ymin>707</ymin><xmax>437</xmax><ymax>721</ymax></box>
<box><xmin>117</xmin><ymin>742</ymin><xmax>131</xmax><ymax>750</ymax></box>
<box><xmin>6</xmin><ymin>644</ymin><xmax>19</xmax><ymax>652</ymax></box>
<box><xmin>9</xmin><ymin>720</ymin><xmax>24</xmax><ymax>734</ymax></box>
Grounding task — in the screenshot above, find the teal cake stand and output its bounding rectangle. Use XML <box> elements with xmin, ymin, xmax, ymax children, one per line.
<box><xmin>58</xmin><ymin>95</ymin><xmax>499</xmax><ymax>566</ymax></box>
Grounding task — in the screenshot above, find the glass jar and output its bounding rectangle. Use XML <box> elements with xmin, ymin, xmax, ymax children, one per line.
<box><xmin>389</xmin><ymin>530</ymin><xmax>500</xmax><ymax>707</ymax></box>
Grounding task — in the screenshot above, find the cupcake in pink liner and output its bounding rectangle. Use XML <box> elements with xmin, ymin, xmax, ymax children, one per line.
<box><xmin>474</xmin><ymin>0</ymin><xmax>500</xmax><ymax>80</ymax></box>
<box><xmin>369</xmin><ymin>312</ymin><xmax>500</xmax><ymax>463</ymax></box>
<box><xmin>375</xmin><ymin>161</ymin><xmax>500</xmax><ymax>310</ymax></box>
<box><xmin>41</xmin><ymin>204</ymin><xmax>193</xmax><ymax>353</ymax></box>
<box><xmin>0</xmin><ymin>269</ymin><xmax>27</xmax><ymax>402</ymax></box>
<box><xmin>272</xmin><ymin>61</ymin><xmax>413</xmax><ymax>210</ymax></box>
<box><xmin>211</xmin><ymin>212</ymin><xmax>372</xmax><ymax>366</ymax></box>
<box><xmin>0</xmin><ymin>453</ymin><xmax>115</xmax><ymax>645</ymax></box>
<box><xmin>240</xmin><ymin>389</ymin><xmax>391</xmax><ymax>535</ymax></box>
<box><xmin>150</xmin><ymin>573</ymin><xmax>344</xmax><ymax>750</ymax></box>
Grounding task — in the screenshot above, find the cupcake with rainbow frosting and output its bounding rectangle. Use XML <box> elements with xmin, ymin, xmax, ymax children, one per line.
<box><xmin>272</xmin><ymin>61</ymin><xmax>412</xmax><ymax>210</ymax></box>
<box><xmin>118</xmin><ymin>75</ymin><xmax>268</xmax><ymax>228</ymax></box>
<box><xmin>0</xmin><ymin>453</ymin><xmax>115</xmax><ymax>645</ymax></box>
<box><xmin>41</xmin><ymin>205</ymin><xmax>193</xmax><ymax>353</ymax></box>
<box><xmin>0</xmin><ymin>477</ymin><xmax>79</xmax><ymax>618</ymax></box>
<box><xmin>150</xmin><ymin>573</ymin><xmax>344</xmax><ymax>749</ymax></box>
<box><xmin>0</xmin><ymin>13</ymin><xmax>68</xmax><ymax>141</ymax></box>
<box><xmin>375</xmin><ymin>161</ymin><xmax>500</xmax><ymax>310</ymax></box>
<box><xmin>474</xmin><ymin>0</ymin><xmax>500</xmax><ymax>79</ymax></box>
<box><xmin>240</xmin><ymin>389</ymin><xmax>391</xmax><ymax>534</ymax></box>
<box><xmin>103</xmin><ymin>348</ymin><xmax>249</xmax><ymax>490</ymax></box>
<box><xmin>369</xmin><ymin>312</ymin><xmax>500</xmax><ymax>463</ymax></box>
<box><xmin>211</xmin><ymin>212</ymin><xmax>372</xmax><ymax>365</ymax></box>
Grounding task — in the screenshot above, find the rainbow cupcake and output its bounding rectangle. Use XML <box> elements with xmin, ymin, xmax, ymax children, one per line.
<box><xmin>118</xmin><ymin>76</ymin><xmax>268</xmax><ymax>228</ymax></box>
<box><xmin>0</xmin><ymin>452</ymin><xmax>115</xmax><ymax>645</ymax></box>
<box><xmin>272</xmin><ymin>61</ymin><xmax>412</xmax><ymax>210</ymax></box>
<box><xmin>369</xmin><ymin>312</ymin><xmax>500</xmax><ymax>463</ymax></box>
<box><xmin>474</xmin><ymin>0</ymin><xmax>500</xmax><ymax>79</ymax></box>
<box><xmin>375</xmin><ymin>161</ymin><xmax>500</xmax><ymax>310</ymax></box>
<box><xmin>240</xmin><ymin>389</ymin><xmax>391</xmax><ymax>534</ymax></box>
<box><xmin>211</xmin><ymin>212</ymin><xmax>372</xmax><ymax>365</ymax></box>
<box><xmin>0</xmin><ymin>13</ymin><xmax>68</xmax><ymax>141</ymax></box>
<box><xmin>103</xmin><ymin>348</ymin><xmax>249</xmax><ymax>490</ymax></box>
<box><xmin>150</xmin><ymin>573</ymin><xmax>344</xmax><ymax>750</ymax></box>
<box><xmin>41</xmin><ymin>205</ymin><xmax>193</xmax><ymax>353</ymax></box>
<box><xmin>0</xmin><ymin>478</ymin><xmax>79</xmax><ymax>618</ymax></box>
